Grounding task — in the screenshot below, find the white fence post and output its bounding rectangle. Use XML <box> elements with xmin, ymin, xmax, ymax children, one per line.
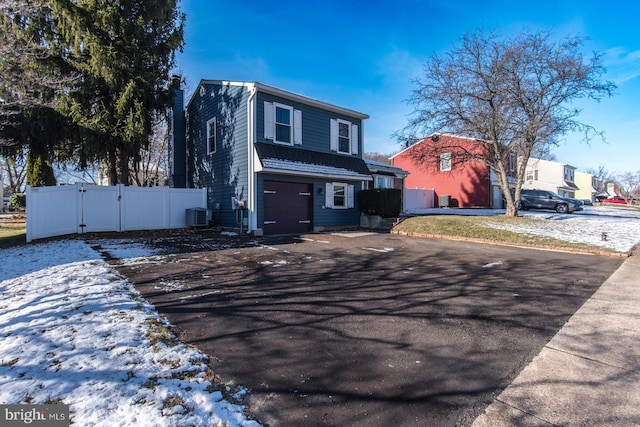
<box><xmin>26</xmin><ymin>185</ymin><xmax>32</xmax><ymax>243</ymax></box>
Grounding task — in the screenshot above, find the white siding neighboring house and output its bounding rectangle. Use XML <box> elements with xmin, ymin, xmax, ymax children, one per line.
<box><xmin>522</xmin><ymin>157</ymin><xmax>579</xmax><ymax>198</ymax></box>
<box><xmin>574</xmin><ymin>171</ymin><xmax>597</xmax><ymax>202</ymax></box>
<box><xmin>605</xmin><ymin>182</ymin><xmax>622</xmax><ymax>198</ymax></box>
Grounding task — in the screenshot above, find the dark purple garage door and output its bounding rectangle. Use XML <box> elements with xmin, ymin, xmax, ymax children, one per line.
<box><xmin>263</xmin><ymin>181</ymin><xmax>313</xmax><ymax>235</ymax></box>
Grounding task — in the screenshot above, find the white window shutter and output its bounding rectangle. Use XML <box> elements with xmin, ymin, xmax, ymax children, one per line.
<box><xmin>351</xmin><ymin>124</ymin><xmax>359</xmax><ymax>155</ymax></box>
<box><xmin>330</xmin><ymin>119</ymin><xmax>338</xmax><ymax>151</ymax></box>
<box><xmin>264</xmin><ymin>101</ymin><xmax>274</xmax><ymax>140</ymax></box>
<box><xmin>347</xmin><ymin>184</ymin><xmax>354</xmax><ymax>208</ymax></box>
<box><xmin>293</xmin><ymin>109</ymin><xmax>302</xmax><ymax>145</ymax></box>
<box><xmin>325</xmin><ymin>182</ymin><xmax>333</xmax><ymax>208</ymax></box>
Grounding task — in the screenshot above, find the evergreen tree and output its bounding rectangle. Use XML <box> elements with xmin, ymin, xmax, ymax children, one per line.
<box><xmin>1</xmin><ymin>1</ymin><xmax>184</xmax><ymax>186</ymax></box>
<box><xmin>54</xmin><ymin>0</ymin><xmax>185</xmax><ymax>184</ymax></box>
<box><xmin>0</xmin><ymin>0</ymin><xmax>78</xmax><ymax>185</ymax></box>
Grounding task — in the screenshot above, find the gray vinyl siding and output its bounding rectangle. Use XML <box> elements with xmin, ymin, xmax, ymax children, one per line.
<box><xmin>256</xmin><ymin>174</ymin><xmax>362</xmax><ymax>230</ymax></box>
<box><xmin>185</xmin><ymin>82</ymin><xmax>250</xmax><ymax>228</ymax></box>
<box><xmin>257</xmin><ymin>92</ymin><xmax>363</xmax><ymax>156</ymax></box>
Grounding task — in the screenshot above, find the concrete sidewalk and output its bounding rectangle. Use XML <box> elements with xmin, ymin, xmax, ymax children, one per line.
<box><xmin>473</xmin><ymin>254</ymin><xmax>640</xmax><ymax>426</ymax></box>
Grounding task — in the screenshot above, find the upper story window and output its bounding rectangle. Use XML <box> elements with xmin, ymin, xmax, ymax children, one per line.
<box><xmin>564</xmin><ymin>167</ymin><xmax>574</xmax><ymax>182</ymax></box>
<box><xmin>509</xmin><ymin>153</ymin><xmax>516</xmax><ymax>172</ymax></box>
<box><xmin>338</xmin><ymin>121</ymin><xmax>351</xmax><ymax>153</ymax></box>
<box><xmin>330</xmin><ymin>119</ymin><xmax>359</xmax><ymax>155</ymax></box>
<box><xmin>440</xmin><ymin>153</ymin><xmax>452</xmax><ymax>171</ymax></box>
<box><xmin>275</xmin><ymin>105</ymin><xmax>292</xmax><ymax>143</ymax></box>
<box><xmin>526</xmin><ymin>170</ymin><xmax>538</xmax><ymax>181</ymax></box>
<box><xmin>264</xmin><ymin>101</ymin><xmax>302</xmax><ymax>145</ymax></box>
<box><xmin>206</xmin><ymin>118</ymin><xmax>216</xmax><ymax>154</ymax></box>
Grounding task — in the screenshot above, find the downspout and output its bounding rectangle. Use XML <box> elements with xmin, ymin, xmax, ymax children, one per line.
<box><xmin>246</xmin><ymin>85</ymin><xmax>257</xmax><ymax>234</ymax></box>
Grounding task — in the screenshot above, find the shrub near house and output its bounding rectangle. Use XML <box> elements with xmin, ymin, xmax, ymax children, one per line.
<box><xmin>358</xmin><ymin>189</ymin><xmax>402</xmax><ymax>218</ymax></box>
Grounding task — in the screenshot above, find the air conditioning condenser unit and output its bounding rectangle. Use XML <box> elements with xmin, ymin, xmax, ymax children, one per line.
<box><xmin>185</xmin><ymin>207</ymin><xmax>207</xmax><ymax>227</ymax></box>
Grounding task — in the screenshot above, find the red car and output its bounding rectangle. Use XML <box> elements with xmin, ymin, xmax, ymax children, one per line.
<box><xmin>603</xmin><ymin>197</ymin><xmax>628</xmax><ymax>204</ymax></box>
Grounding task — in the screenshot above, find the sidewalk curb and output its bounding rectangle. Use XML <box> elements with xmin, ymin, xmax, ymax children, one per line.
<box><xmin>473</xmin><ymin>255</ymin><xmax>640</xmax><ymax>426</ymax></box>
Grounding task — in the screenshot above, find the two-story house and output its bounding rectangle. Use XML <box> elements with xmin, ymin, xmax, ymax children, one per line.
<box><xmin>171</xmin><ymin>79</ymin><xmax>372</xmax><ymax>235</ymax></box>
<box><xmin>522</xmin><ymin>157</ymin><xmax>582</xmax><ymax>198</ymax></box>
<box><xmin>391</xmin><ymin>133</ymin><xmax>516</xmax><ymax>208</ymax></box>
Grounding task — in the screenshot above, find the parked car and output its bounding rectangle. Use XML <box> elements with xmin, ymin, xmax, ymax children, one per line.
<box><xmin>568</xmin><ymin>198</ymin><xmax>584</xmax><ymax>211</ymax></box>
<box><xmin>603</xmin><ymin>196</ymin><xmax>628</xmax><ymax>205</ymax></box>
<box><xmin>517</xmin><ymin>189</ymin><xmax>580</xmax><ymax>214</ymax></box>
<box><xmin>581</xmin><ymin>199</ymin><xmax>593</xmax><ymax>206</ymax></box>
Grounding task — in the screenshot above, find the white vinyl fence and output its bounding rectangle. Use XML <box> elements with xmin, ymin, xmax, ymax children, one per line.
<box><xmin>26</xmin><ymin>184</ymin><xmax>206</xmax><ymax>242</ymax></box>
<box><xmin>404</xmin><ymin>188</ymin><xmax>435</xmax><ymax>211</ymax></box>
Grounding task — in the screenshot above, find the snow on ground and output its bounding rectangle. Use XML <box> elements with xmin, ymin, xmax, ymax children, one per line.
<box><xmin>0</xmin><ymin>240</ymin><xmax>259</xmax><ymax>427</ymax></box>
<box><xmin>406</xmin><ymin>205</ymin><xmax>640</xmax><ymax>253</ymax></box>
<box><xmin>1</xmin><ymin>205</ymin><xmax>639</xmax><ymax>426</ymax></box>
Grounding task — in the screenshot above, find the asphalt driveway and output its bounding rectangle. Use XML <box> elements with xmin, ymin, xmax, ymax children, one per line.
<box><xmin>110</xmin><ymin>232</ymin><xmax>623</xmax><ymax>426</ymax></box>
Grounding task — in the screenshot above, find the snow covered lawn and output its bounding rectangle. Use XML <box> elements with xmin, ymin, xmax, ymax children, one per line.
<box><xmin>0</xmin><ymin>240</ymin><xmax>260</xmax><ymax>427</ymax></box>
<box><xmin>406</xmin><ymin>205</ymin><xmax>640</xmax><ymax>253</ymax></box>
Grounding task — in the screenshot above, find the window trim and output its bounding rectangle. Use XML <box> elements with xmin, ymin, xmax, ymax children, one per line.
<box><xmin>264</xmin><ymin>101</ymin><xmax>302</xmax><ymax>145</ymax></box>
<box><xmin>375</xmin><ymin>176</ymin><xmax>393</xmax><ymax>189</ymax></box>
<box><xmin>206</xmin><ymin>117</ymin><xmax>216</xmax><ymax>155</ymax></box>
<box><xmin>274</xmin><ymin>102</ymin><xmax>293</xmax><ymax>145</ymax></box>
<box><xmin>336</xmin><ymin>119</ymin><xmax>351</xmax><ymax>154</ymax></box>
<box><xmin>330</xmin><ymin>118</ymin><xmax>359</xmax><ymax>155</ymax></box>
<box><xmin>564</xmin><ymin>167</ymin><xmax>574</xmax><ymax>183</ymax></box>
<box><xmin>333</xmin><ymin>182</ymin><xmax>347</xmax><ymax>209</ymax></box>
<box><xmin>325</xmin><ymin>182</ymin><xmax>354</xmax><ymax>209</ymax></box>
<box><xmin>509</xmin><ymin>153</ymin><xmax>516</xmax><ymax>172</ymax></box>
<box><xmin>440</xmin><ymin>152</ymin><xmax>452</xmax><ymax>171</ymax></box>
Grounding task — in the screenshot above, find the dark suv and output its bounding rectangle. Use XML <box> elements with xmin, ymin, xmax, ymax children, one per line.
<box><xmin>517</xmin><ymin>189</ymin><xmax>579</xmax><ymax>214</ymax></box>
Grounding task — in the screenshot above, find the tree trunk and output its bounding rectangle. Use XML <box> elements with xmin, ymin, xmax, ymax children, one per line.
<box><xmin>26</xmin><ymin>143</ymin><xmax>56</xmax><ymax>187</ymax></box>
<box><xmin>108</xmin><ymin>151</ymin><xmax>118</xmax><ymax>185</ymax></box>
<box><xmin>118</xmin><ymin>150</ymin><xmax>130</xmax><ymax>185</ymax></box>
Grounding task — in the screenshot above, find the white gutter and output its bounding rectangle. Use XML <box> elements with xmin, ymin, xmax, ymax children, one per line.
<box><xmin>246</xmin><ymin>84</ymin><xmax>257</xmax><ymax>233</ymax></box>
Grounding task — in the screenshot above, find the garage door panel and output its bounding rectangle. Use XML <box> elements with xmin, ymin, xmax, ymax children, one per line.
<box><xmin>264</xmin><ymin>181</ymin><xmax>313</xmax><ymax>235</ymax></box>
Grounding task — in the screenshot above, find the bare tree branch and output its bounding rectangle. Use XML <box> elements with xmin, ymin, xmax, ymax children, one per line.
<box><xmin>399</xmin><ymin>29</ymin><xmax>616</xmax><ymax>216</ymax></box>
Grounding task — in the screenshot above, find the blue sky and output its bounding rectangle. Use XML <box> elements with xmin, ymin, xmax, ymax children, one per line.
<box><xmin>175</xmin><ymin>0</ymin><xmax>640</xmax><ymax>175</ymax></box>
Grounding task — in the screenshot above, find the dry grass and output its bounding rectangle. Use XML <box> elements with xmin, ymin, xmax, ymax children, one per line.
<box><xmin>393</xmin><ymin>215</ymin><xmax>616</xmax><ymax>254</ymax></box>
<box><xmin>0</xmin><ymin>215</ymin><xmax>26</xmax><ymax>248</ymax></box>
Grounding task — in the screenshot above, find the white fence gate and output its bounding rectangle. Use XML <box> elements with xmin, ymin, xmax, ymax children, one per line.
<box><xmin>26</xmin><ymin>184</ymin><xmax>206</xmax><ymax>242</ymax></box>
<box><xmin>404</xmin><ymin>188</ymin><xmax>435</xmax><ymax>211</ymax></box>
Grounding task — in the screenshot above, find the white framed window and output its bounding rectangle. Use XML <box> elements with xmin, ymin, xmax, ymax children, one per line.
<box><xmin>206</xmin><ymin>118</ymin><xmax>216</xmax><ymax>154</ymax></box>
<box><xmin>509</xmin><ymin>153</ymin><xmax>516</xmax><ymax>172</ymax></box>
<box><xmin>330</xmin><ymin>119</ymin><xmax>359</xmax><ymax>155</ymax></box>
<box><xmin>275</xmin><ymin>104</ymin><xmax>292</xmax><ymax>144</ymax></box>
<box><xmin>264</xmin><ymin>101</ymin><xmax>302</xmax><ymax>145</ymax></box>
<box><xmin>440</xmin><ymin>153</ymin><xmax>452</xmax><ymax>171</ymax></box>
<box><xmin>334</xmin><ymin>183</ymin><xmax>347</xmax><ymax>208</ymax></box>
<box><xmin>338</xmin><ymin>120</ymin><xmax>350</xmax><ymax>153</ymax></box>
<box><xmin>375</xmin><ymin>176</ymin><xmax>393</xmax><ymax>189</ymax></box>
<box><xmin>325</xmin><ymin>182</ymin><xmax>354</xmax><ymax>209</ymax></box>
<box><xmin>564</xmin><ymin>167</ymin><xmax>574</xmax><ymax>182</ymax></box>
